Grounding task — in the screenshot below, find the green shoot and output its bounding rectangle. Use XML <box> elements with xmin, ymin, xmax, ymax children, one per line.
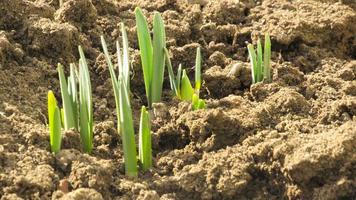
<box><xmin>48</xmin><ymin>91</ymin><xmax>62</xmax><ymax>154</ymax></box>
<box><xmin>101</xmin><ymin>23</ymin><xmax>138</xmax><ymax>177</ymax></box>
<box><xmin>180</xmin><ymin>69</ymin><xmax>194</xmax><ymax>101</ymax></box>
<box><xmin>165</xmin><ymin>47</ymin><xmax>206</xmax><ymax>110</ymax></box>
<box><xmin>58</xmin><ymin>63</ymin><xmax>76</xmax><ymax>130</ymax></box>
<box><xmin>247</xmin><ymin>33</ymin><xmax>271</xmax><ymax>84</ymax></box>
<box><xmin>139</xmin><ymin>106</ymin><xmax>152</xmax><ymax>171</ymax></box>
<box><xmin>195</xmin><ymin>47</ymin><xmax>201</xmax><ymax>94</ymax></box>
<box><xmin>78</xmin><ymin>46</ymin><xmax>93</xmax><ymax>153</ymax></box>
<box><xmin>118</xmin><ymin>77</ymin><xmax>138</xmax><ymax>177</ymax></box>
<box><xmin>135</xmin><ymin>7</ymin><xmax>166</xmax><ymax>108</ymax></box>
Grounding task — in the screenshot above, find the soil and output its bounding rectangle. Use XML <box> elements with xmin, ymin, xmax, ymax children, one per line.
<box><xmin>0</xmin><ymin>0</ymin><xmax>355</xmax><ymax>199</ymax></box>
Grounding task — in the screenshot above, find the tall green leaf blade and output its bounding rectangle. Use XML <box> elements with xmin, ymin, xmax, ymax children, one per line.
<box><xmin>151</xmin><ymin>12</ymin><xmax>166</xmax><ymax>104</ymax></box>
<box><xmin>101</xmin><ymin>36</ymin><xmax>121</xmax><ymax>133</ymax></box>
<box><xmin>121</xmin><ymin>23</ymin><xmax>130</xmax><ymax>91</ymax></box>
<box><xmin>264</xmin><ymin>33</ymin><xmax>271</xmax><ymax>82</ymax></box>
<box><xmin>180</xmin><ymin>69</ymin><xmax>194</xmax><ymax>101</ymax></box>
<box><xmin>195</xmin><ymin>47</ymin><xmax>201</xmax><ymax>94</ymax></box>
<box><xmin>68</xmin><ymin>63</ymin><xmax>78</xmax><ymax>130</ymax></box>
<box><xmin>48</xmin><ymin>91</ymin><xmax>61</xmax><ymax>154</ymax></box>
<box><xmin>164</xmin><ymin>48</ymin><xmax>179</xmax><ymax>97</ymax></box>
<box><xmin>247</xmin><ymin>44</ymin><xmax>258</xmax><ymax>84</ymax></box>
<box><xmin>139</xmin><ymin>106</ymin><xmax>152</xmax><ymax>171</ymax></box>
<box><xmin>58</xmin><ymin>63</ymin><xmax>75</xmax><ymax>130</ymax></box>
<box><xmin>135</xmin><ymin>7</ymin><xmax>153</xmax><ymax>106</ymax></box>
<box><xmin>176</xmin><ymin>64</ymin><xmax>182</xmax><ymax>96</ymax></box>
<box><xmin>118</xmin><ymin>78</ymin><xmax>138</xmax><ymax>177</ymax></box>
<box><xmin>257</xmin><ymin>39</ymin><xmax>263</xmax><ymax>82</ymax></box>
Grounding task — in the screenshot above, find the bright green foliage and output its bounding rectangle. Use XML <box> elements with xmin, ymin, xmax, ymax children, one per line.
<box><xmin>58</xmin><ymin>63</ymin><xmax>77</xmax><ymax>130</ymax></box>
<box><xmin>180</xmin><ymin>69</ymin><xmax>194</xmax><ymax>101</ymax></box>
<box><xmin>165</xmin><ymin>47</ymin><xmax>206</xmax><ymax>110</ymax></box>
<box><xmin>247</xmin><ymin>33</ymin><xmax>272</xmax><ymax>84</ymax></box>
<box><xmin>139</xmin><ymin>106</ymin><xmax>152</xmax><ymax>171</ymax></box>
<box><xmin>78</xmin><ymin>46</ymin><xmax>93</xmax><ymax>153</ymax></box>
<box><xmin>195</xmin><ymin>47</ymin><xmax>201</xmax><ymax>94</ymax></box>
<box><xmin>48</xmin><ymin>91</ymin><xmax>62</xmax><ymax>154</ymax></box>
<box><xmin>135</xmin><ymin>7</ymin><xmax>166</xmax><ymax>108</ymax></box>
<box><xmin>101</xmin><ymin>24</ymin><xmax>138</xmax><ymax>177</ymax></box>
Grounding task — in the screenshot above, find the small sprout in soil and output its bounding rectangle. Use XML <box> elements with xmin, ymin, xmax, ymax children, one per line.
<box><xmin>165</xmin><ymin>47</ymin><xmax>206</xmax><ymax>110</ymax></box>
<box><xmin>135</xmin><ymin>7</ymin><xmax>166</xmax><ymax>108</ymax></box>
<box><xmin>247</xmin><ymin>33</ymin><xmax>271</xmax><ymax>84</ymax></box>
<box><xmin>47</xmin><ymin>90</ymin><xmax>62</xmax><ymax>154</ymax></box>
<box><xmin>78</xmin><ymin>46</ymin><xmax>94</xmax><ymax>153</ymax></box>
<box><xmin>139</xmin><ymin>106</ymin><xmax>152</xmax><ymax>171</ymax></box>
<box><xmin>101</xmin><ymin>23</ymin><xmax>138</xmax><ymax>177</ymax></box>
<box><xmin>58</xmin><ymin>63</ymin><xmax>78</xmax><ymax>131</ymax></box>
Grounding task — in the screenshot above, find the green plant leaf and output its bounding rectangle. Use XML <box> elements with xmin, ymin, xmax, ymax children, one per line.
<box><xmin>139</xmin><ymin>106</ymin><xmax>152</xmax><ymax>171</ymax></box>
<box><xmin>164</xmin><ymin>48</ymin><xmax>179</xmax><ymax>97</ymax></box>
<box><xmin>58</xmin><ymin>63</ymin><xmax>76</xmax><ymax>130</ymax></box>
<box><xmin>118</xmin><ymin>78</ymin><xmax>138</xmax><ymax>177</ymax></box>
<box><xmin>151</xmin><ymin>12</ymin><xmax>166</xmax><ymax>104</ymax></box>
<box><xmin>180</xmin><ymin>69</ymin><xmax>194</xmax><ymax>101</ymax></box>
<box><xmin>48</xmin><ymin>91</ymin><xmax>61</xmax><ymax>154</ymax></box>
<box><xmin>135</xmin><ymin>7</ymin><xmax>153</xmax><ymax>106</ymax></box>
<box><xmin>264</xmin><ymin>33</ymin><xmax>271</xmax><ymax>82</ymax></box>
<box><xmin>247</xmin><ymin>44</ymin><xmax>258</xmax><ymax>84</ymax></box>
<box><xmin>195</xmin><ymin>47</ymin><xmax>201</xmax><ymax>94</ymax></box>
<box><xmin>257</xmin><ymin>39</ymin><xmax>263</xmax><ymax>82</ymax></box>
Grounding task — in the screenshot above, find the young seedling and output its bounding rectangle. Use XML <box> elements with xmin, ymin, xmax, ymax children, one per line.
<box><xmin>78</xmin><ymin>46</ymin><xmax>94</xmax><ymax>153</ymax></box>
<box><xmin>101</xmin><ymin>23</ymin><xmax>138</xmax><ymax>177</ymax></box>
<box><xmin>139</xmin><ymin>106</ymin><xmax>152</xmax><ymax>171</ymax></box>
<box><xmin>135</xmin><ymin>7</ymin><xmax>166</xmax><ymax>108</ymax></box>
<box><xmin>165</xmin><ymin>47</ymin><xmax>206</xmax><ymax>110</ymax></box>
<box><xmin>247</xmin><ymin>33</ymin><xmax>271</xmax><ymax>84</ymax></box>
<box><xmin>58</xmin><ymin>63</ymin><xmax>78</xmax><ymax>130</ymax></box>
<box><xmin>48</xmin><ymin>91</ymin><xmax>62</xmax><ymax>154</ymax></box>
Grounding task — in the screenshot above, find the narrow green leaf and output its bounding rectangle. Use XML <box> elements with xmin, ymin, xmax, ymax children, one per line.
<box><xmin>48</xmin><ymin>91</ymin><xmax>61</xmax><ymax>154</ymax></box>
<box><xmin>151</xmin><ymin>12</ymin><xmax>166</xmax><ymax>104</ymax></box>
<box><xmin>195</xmin><ymin>47</ymin><xmax>201</xmax><ymax>94</ymax></box>
<box><xmin>78</xmin><ymin>47</ymin><xmax>93</xmax><ymax>153</ymax></box>
<box><xmin>135</xmin><ymin>7</ymin><xmax>153</xmax><ymax>106</ymax></box>
<box><xmin>139</xmin><ymin>106</ymin><xmax>152</xmax><ymax>171</ymax></box>
<box><xmin>257</xmin><ymin>39</ymin><xmax>263</xmax><ymax>82</ymax></box>
<box><xmin>118</xmin><ymin>78</ymin><xmax>138</xmax><ymax>177</ymax></box>
<box><xmin>264</xmin><ymin>33</ymin><xmax>271</xmax><ymax>82</ymax></box>
<box><xmin>197</xmin><ymin>99</ymin><xmax>206</xmax><ymax>109</ymax></box>
<box><xmin>180</xmin><ymin>69</ymin><xmax>194</xmax><ymax>101</ymax></box>
<box><xmin>192</xmin><ymin>93</ymin><xmax>199</xmax><ymax>110</ymax></box>
<box><xmin>247</xmin><ymin>44</ymin><xmax>258</xmax><ymax>84</ymax></box>
<box><xmin>176</xmin><ymin>64</ymin><xmax>182</xmax><ymax>96</ymax></box>
<box><xmin>68</xmin><ymin>63</ymin><xmax>78</xmax><ymax>130</ymax></box>
<box><xmin>120</xmin><ymin>23</ymin><xmax>130</xmax><ymax>91</ymax></box>
<box><xmin>164</xmin><ymin>48</ymin><xmax>179</xmax><ymax>97</ymax></box>
<box><xmin>58</xmin><ymin>63</ymin><xmax>75</xmax><ymax>130</ymax></box>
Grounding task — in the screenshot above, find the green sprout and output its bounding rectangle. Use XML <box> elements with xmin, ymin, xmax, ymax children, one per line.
<box><xmin>139</xmin><ymin>106</ymin><xmax>152</xmax><ymax>171</ymax></box>
<box><xmin>48</xmin><ymin>90</ymin><xmax>62</xmax><ymax>154</ymax></box>
<box><xmin>165</xmin><ymin>47</ymin><xmax>206</xmax><ymax>110</ymax></box>
<box><xmin>247</xmin><ymin>33</ymin><xmax>271</xmax><ymax>84</ymax></box>
<box><xmin>101</xmin><ymin>23</ymin><xmax>138</xmax><ymax>177</ymax></box>
<box><xmin>135</xmin><ymin>7</ymin><xmax>166</xmax><ymax>108</ymax></box>
<box><xmin>78</xmin><ymin>46</ymin><xmax>93</xmax><ymax>153</ymax></box>
<box><xmin>56</xmin><ymin>47</ymin><xmax>93</xmax><ymax>153</ymax></box>
<box><xmin>58</xmin><ymin>63</ymin><xmax>77</xmax><ymax>130</ymax></box>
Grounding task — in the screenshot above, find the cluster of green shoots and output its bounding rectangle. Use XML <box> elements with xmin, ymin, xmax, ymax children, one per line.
<box><xmin>48</xmin><ymin>47</ymin><xmax>93</xmax><ymax>154</ymax></box>
<box><xmin>247</xmin><ymin>33</ymin><xmax>271</xmax><ymax>84</ymax></box>
<box><xmin>48</xmin><ymin>7</ymin><xmax>207</xmax><ymax>177</ymax></box>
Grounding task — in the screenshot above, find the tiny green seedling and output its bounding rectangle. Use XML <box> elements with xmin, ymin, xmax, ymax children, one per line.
<box><xmin>101</xmin><ymin>23</ymin><xmax>138</xmax><ymax>177</ymax></box>
<box><xmin>135</xmin><ymin>7</ymin><xmax>166</xmax><ymax>108</ymax></box>
<box><xmin>139</xmin><ymin>106</ymin><xmax>152</xmax><ymax>171</ymax></box>
<box><xmin>56</xmin><ymin>47</ymin><xmax>93</xmax><ymax>153</ymax></box>
<box><xmin>165</xmin><ymin>47</ymin><xmax>206</xmax><ymax>110</ymax></box>
<box><xmin>247</xmin><ymin>33</ymin><xmax>271</xmax><ymax>84</ymax></box>
<box><xmin>48</xmin><ymin>90</ymin><xmax>62</xmax><ymax>154</ymax></box>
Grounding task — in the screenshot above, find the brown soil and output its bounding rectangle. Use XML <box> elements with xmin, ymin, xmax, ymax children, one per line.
<box><xmin>0</xmin><ymin>0</ymin><xmax>355</xmax><ymax>199</ymax></box>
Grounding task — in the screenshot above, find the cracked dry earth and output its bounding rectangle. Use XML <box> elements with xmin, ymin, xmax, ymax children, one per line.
<box><xmin>0</xmin><ymin>0</ymin><xmax>355</xmax><ymax>199</ymax></box>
